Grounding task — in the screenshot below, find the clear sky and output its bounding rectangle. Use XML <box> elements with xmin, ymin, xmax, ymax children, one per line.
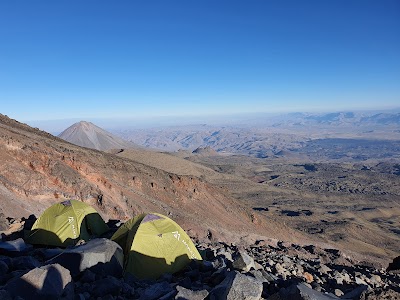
<box><xmin>0</xmin><ymin>1</ymin><xmax>399</xmax><ymax>122</ymax></box>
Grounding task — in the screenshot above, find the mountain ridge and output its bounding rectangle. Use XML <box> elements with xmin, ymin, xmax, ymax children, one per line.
<box><xmin>58</xmin><ymin>121</ymin><xmax>137</xmax><ymax>151</ymax></box>
<box><xmin>0</xmin><ymin>113</ymin><xmax>308</xmax><ymax>245</ymax></box>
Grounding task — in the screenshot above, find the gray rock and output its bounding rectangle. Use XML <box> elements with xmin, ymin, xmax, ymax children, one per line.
<box><xmin>275</xmin><ymin>263</ymin><xmax>291</xmax><ymax>279</ymax></box>
<box><xmin>268</xmin><ymin>283</ymin><xmax>339</xmax><ymax>300</ymax></box>
<box><xmin>210</xmin><ymin>271</ymin><xmax>263</xmax><ymax>300</ymax></box>
<box><xmin>218</xmin><ymin>249</ymin><xmax>233</xmax><ymax>262</ymax></box>
<box><xmin>333</xmin><ymin>270</ymin><xmax>351</xmax><ymax>285</ymax></box>
<box><xmin>91</xmin><ymin>276</ymin><xmax>122</xmax><ymax>297</ymax></box>
<box><xmin>215</xmin><ymin>256</ymin><xmax>230</xmax><ymax>269</ymax></box>
<box><xmin>368</xmin><ymin>274</ymin><xmax>382</xmax><ymax>286</ymax></box>
<box><xmin>47</xmin><ymin>238</ymin><xmax>123</xmax><ymax>277</ymax></box>
<box><xmin>232</xmin><ymin>250</ymin><xmax>255</xmax><ymax>272</ymax></box>
<box><xmin>342</xmin><ymin>285</ymin><xmax>368</xmax><ymax>300</ymax></box>
<box><xmin>295</xmin><ymin>263</ymin><xmax>305</xmax><ymax>275</ymax></box>
<box><xmin>5</xmin><ymin>263</ymin><xmax>73</xmax><ymax>300</ymax></box>
<box><xmin>0</xmin><ymin>238</ymin><xmax>32</xmax><ymax>255</ymax></box>
<box><xmin>355</xmin><ymin>276</ymin><xmax>369</xmax><ymax>286</ymax></box>
<box><xmin>175</xmin><ymin>285</ymin><xmax>209</xmax><ymax>300</ymax></box>
<box><xmin>319</xmin><ymin>264</ymin><xmax>332</xmax><ymax>274</ymax></box>
<box><xmin>208</xmin><ymin>267</ymin><xmax>227</xmax><ymax>286</ymax></box>
<box><xmin>141</xmin><ymin>281</ymin><xmax>173</xmax><ymax>300</ymax></box>
<box><xmin>250</xmin><ymin>269</ymin><xmax>277</xmax><ymax>283</ymax></box>
<box><xmin>267</xmin><ymin>258</ymin><xmax>276</xmax><ymax>267</ymax></box>
<box><xmin>282</xmin><ymin>255</ymin><xmax>292</xmax><ymax>265</ymax></box>
<box><xmin>254</xmin><ymin>261</ymin><xmax>264</xmax><ymax>270</ymax></box>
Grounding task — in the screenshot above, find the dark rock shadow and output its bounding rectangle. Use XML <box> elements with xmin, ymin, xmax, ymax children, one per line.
<box><xmin>5</xmin><ymin>264</ymin><xmax>73</xmax><ymax>300</ymax></box>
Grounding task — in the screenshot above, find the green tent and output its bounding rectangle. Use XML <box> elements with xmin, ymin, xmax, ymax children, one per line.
<box><xmin>26</xmin><ymin>200</ymin><xmax>109</xmax><ymax>247</ymax></box>
<box><xmin>111</xmin><ymin>213</ymin><xmax>202</xmax><ymax>279</ymax></box>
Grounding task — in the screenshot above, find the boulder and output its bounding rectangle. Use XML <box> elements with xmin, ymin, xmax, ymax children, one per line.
<box><xmin>175</xmin><ymin>285</ymin><xmax>209</xmax><ymax>300</ymax></box>
<box><xmin>319</xmin><ymin>264</ymin><xmax>332</xmax><ymax>275</ymax></box>
<box><xmin>232</xmin><ymin>250</ymin><xmax>255</xmax><ymax>272</ymax></box>
<box><xmin>0</xmin><ymin>238</ymin><xmax>32</xmax><ymax>255</ymax></box>
<box><xmin>342</xmin><ymin>285</ymin><xmax>369</xmax><ymax>300</ymax></box>
<box><xmin>249</xmin><ymin>269</ymin><xmax>277</xmax><ymax>283</ymax></box>
<box><xmin>368</xmin><ymin>274</ymin><xmax>382</xmax><ymax>286</ymax></box>
<box><xmin>387</xmin><ymin>256</ymin><xmax>400</xmax><ymax>272</ymax></box>
<box><xmin>47</xmin><ymin>238</ymin><xmax>123</xmax><ymax>277</ymax></box>
<box><xmin>210</xmin><ymin>271</ymin><xmax>263</xmax><ymax>300</ymax></box>
<box><xmin>5</xmin><ymin>263</ymin><xmax>72</xmax><ymax>300</ymax></box>
<box><xmin>274</xmin><ymin>263</ymin><xmax>291</xmax><ymax>279</ymax></box>
<box><xmin>333</xmin><ymin>270</ymin><xmax>351</xmax><ymax>285</ymax></box>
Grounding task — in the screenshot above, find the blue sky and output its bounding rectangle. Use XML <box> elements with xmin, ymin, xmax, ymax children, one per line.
<box><xmin>0</xmin><ymin>1</ymin><xmax>399</xmax><ymax>122</ymax></box>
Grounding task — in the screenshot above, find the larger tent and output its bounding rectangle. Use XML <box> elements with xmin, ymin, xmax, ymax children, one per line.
<box><xmin>111</xmin><ymin>213</ymin><xmax>202</xmax><ymax>279</ymax></box>
<box><xmin>26</xmin><ymin>200</ymin><xmax>109</xmax><ymax>247</ymax></box>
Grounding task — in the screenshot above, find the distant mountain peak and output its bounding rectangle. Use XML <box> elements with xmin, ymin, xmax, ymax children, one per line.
<box><xmin>58</xmin><ymin>121</ymin><xmax>136</xmax><ymax>151</ymax></box>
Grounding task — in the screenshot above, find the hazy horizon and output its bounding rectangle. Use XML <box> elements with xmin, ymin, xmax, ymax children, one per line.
<box><xmin>21</xmin><ymin>107</ymin><xmax>400</xmax><ymax>134</ymax></box>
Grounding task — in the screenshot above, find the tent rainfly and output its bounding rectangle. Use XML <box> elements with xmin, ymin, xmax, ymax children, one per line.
<box><xmin>26</xmin><ymin>200</ymin><xmax>109</xmax><ymax>247</ymax></box>
<box><xmin>111</xmin><ymin>213</ymin><xmax>202</xmax><ymax>279</ymax></box>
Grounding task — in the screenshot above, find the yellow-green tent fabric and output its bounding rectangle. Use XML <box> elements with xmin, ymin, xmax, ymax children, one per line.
<box><xmin>111</xmin><ymin>213</ymin><xmax>202</xmax><ymax>279</ymax></box>
<box><xmin>26</xmin><ymin>200</ymin><xmax>109</xmax><ymax>247</ymax></box>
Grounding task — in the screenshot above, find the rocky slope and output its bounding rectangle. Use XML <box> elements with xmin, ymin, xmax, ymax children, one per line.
<box><xmin>0</xmin><ymin>113</ymin><xmax>306</xmax><ymax>243</ymax></box>
<box><xmin>0</xmin><ymin>217</ymin><xmax>399</xmax><ymax>300</ymax></box>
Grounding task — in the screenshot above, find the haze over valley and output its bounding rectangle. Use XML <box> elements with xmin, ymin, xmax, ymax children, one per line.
<box><xmin>109</xmin><ymin>110</ymin><xmax>400</xmax><ymax>162</ymax></box>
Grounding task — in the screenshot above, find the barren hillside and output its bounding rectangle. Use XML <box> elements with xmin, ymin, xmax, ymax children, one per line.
<box><xmin>0</xmin><ymin>114</ymin><xmax>306</xmax><ymax>244</ymax></box>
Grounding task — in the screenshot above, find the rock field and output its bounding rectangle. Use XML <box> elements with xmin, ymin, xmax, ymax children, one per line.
<box><xmin>0</xmin><ymin>216</ymin><xmax>399</xmax><ymax>300</ymax></box>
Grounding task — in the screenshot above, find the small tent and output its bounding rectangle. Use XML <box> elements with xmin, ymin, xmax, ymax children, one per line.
<box><xmin>111</xmin><ymin>213</ymin><xmax>202</xmax><ymax>279</ymax></box>
<box><xmin>26</xmin><ymin>200</ymin><xmax>109</xmax><ymax>247</ymax></box>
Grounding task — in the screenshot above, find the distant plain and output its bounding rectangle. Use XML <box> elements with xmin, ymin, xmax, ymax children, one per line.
<box><xmin>113</xmin><ymin>111</ymin><xmax>400</xmax><ymax>265</ymax></box>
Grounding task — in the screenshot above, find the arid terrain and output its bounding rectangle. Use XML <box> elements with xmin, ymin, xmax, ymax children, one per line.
<box><xmin>112</xmin><ymin>111</ymin><xmax>400</xmax><ymax>161</ymax></box>
<box><xmin>110</xmin><ymin>111</ymin><xmax>400</xmax><ymax>267</ymax></box>
<box><xmin>0</xmin><ymin>114</ymin><xmax>305</xmax><ymax>245</ymax></box>
<box><xmin>1</xmin><ymin>112</ymin><xmax>400</xmax><ymax>269</ymax></box>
